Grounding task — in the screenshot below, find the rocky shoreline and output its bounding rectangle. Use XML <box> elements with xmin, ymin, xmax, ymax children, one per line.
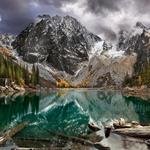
<box><xmin>1</xmin><ymin>84</ymin><xmax>150</xmax><ymax>101</ymax></box>
<box><xmin>88</xmin><ymin>118</ymin><xmax>150</xmax><ymax>150</ymax></box>
<box><xmin>122</xmin><ymin>86</ymin><xmax>150</xmax><ymax>100</ymax></box>
<box><xmin>0</xmin><ymin>84</ymin><xmax>25</xmax><ymax>94</ymax></box>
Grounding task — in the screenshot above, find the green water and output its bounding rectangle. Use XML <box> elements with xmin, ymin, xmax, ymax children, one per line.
<box><xmin>0</xmin><ymin>89</ymin><xmax>150</xmax><ymax>139</ymax></box>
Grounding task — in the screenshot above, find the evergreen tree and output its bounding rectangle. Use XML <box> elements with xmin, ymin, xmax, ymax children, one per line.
<box><xmin>24</xmin><ymin>65</ymin><xmax>30</xmax><ymax>85</ymax></box>
<box><xmin>0</xmin><ymin>53</ymin><xmax>40</xmax><ymax>87</ymax></box>
<box><xmin>31</xmin><ymin>64</ymin><xmax>35</xmax><ymax>85</ymax></box>
<box><xmin>35</xmin><ymin>66</ymin><xmax>39</xmax><ymax>85</ymax></box>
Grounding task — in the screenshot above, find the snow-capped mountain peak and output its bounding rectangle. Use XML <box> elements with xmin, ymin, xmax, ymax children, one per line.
<box><xmin>13</xmin><ymin>15</ymin><xmax>101</xmax><ymax>75</ymax></box>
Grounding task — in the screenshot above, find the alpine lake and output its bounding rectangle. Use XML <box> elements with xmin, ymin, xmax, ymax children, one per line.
<box><xmin>0</xmin><ymin>89</ymin><xmax>150</xmax><ymax>150</ymax></box>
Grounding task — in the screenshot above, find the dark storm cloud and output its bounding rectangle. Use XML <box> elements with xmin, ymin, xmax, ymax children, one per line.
<box><xmin>0</xmin><ymin>0</ymin><xmax>34</xmax><ymax>33</ymax></box>
<box><xmin>118</xmin><ymin>22</ymin><xmax>132</xmax><ymax>32</ymax></box>
<box><xmin>85</xmin><ymin>0</ymin><xmax>150</xmax><ymax>15</ymax></box>
<box><xmin>135</xmin><ymin>0</ymin><xmax>150</xmax><ymax>13</ymax></box>
<box><xmin>100</xmin><ymin>27</ymin><xmax>117</xmax><ymax>41</ymax></box>
<box><xmin>85</xmin><ymin>0</ymin><xmax>124</xmax><ymax>14</ymax></box>
<box><xmin>83</xmin><ymin>0</ymin><xmax>150</xmax><ymax>37</ymax></box>
<box><xmin>39</xmin><ymin>0</ymin><xmax>77</xmax><ymax>7</ymax></box>
<box><xmin>0</xmin><ymin>0</ymin><xmax>150</xmax><ymax>41</ymax></box>
<box><xmin>0</xmin><ymin>0</ymin><xmax>66</xmax><ymax>34</ymax></box>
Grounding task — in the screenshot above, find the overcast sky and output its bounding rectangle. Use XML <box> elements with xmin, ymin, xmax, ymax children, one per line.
<box><xmin>0</xmin><ymin>0</ymin><xmax>150</xmax><ymax>41</ymax></box>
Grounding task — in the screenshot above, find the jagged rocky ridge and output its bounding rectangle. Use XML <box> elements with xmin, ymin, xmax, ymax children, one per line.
<box><xmin>12</xmin><ymin>15</ymin><xmax>101</xmax><ymax>75</ymax></box>
<box><xmin>117</xmin><ymin>22</ymin><xmax>150</xmax><ymax>86</ymax></box>
<box><xmin>2</xmin><ymin>15</ymin><xmax>150</xmax><ymax>88</ymax></box>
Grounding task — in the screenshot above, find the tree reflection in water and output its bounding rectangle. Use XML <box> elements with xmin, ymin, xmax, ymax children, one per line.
<box><xmin>0</xmin><ymin>89</ymin><xmax>150</xmax><ymax>139</ymax></box>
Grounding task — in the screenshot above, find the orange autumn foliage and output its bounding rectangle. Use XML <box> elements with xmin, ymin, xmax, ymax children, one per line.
<box><xmin>0</xmin><ymin>47</ymin><xmax>12</xmax><ymax>58</ymax></box>
<box><xmin>56</xmin><ymin>79</ymin><xmax>71</xmax><ymax>88</ymax></box>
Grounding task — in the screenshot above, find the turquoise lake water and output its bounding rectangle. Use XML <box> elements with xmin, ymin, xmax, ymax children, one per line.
<box><xmin>0</xmin><ymin>89</ymin><xmax>150</xmax><ymax>149</ymax></box>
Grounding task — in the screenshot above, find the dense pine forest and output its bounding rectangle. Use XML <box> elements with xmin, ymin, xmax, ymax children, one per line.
<box><xmin>123</xmin><ymin>66</ymin><xmax>150</xmax><ymax>87</ymax></box>
<box><xmin>0</xmin><ymin>53</ymin><xmax>39</xmax><ymax>88</ymax></box>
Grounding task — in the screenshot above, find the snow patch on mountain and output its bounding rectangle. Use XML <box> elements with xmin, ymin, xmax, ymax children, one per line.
<box><xmin>107</xmin><ymin>46</ymin><xmax>125</xmax><ymax>58</ymax></box>
<box><xmin>89</xmin><ymin>41</ymin><xmax>104</xmax><ymax>59</ymax></box>
<box><xmin>131</xmin><ymin>27</ymin><xmax>143</xmax><ymax>37</ymax></box>
<box><xmin>90</xmin><ymin>40</ymin><xmax>125</xmax><ymax>60</ymax></box>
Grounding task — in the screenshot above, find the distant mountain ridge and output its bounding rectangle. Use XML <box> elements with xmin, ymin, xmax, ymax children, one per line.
<box><xmin>1</xmin><ymin>16</ymin><xmax>150</xmax><ymax>88</ymax></box>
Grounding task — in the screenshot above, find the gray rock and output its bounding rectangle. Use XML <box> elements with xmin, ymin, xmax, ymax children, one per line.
<box><xmin>0</xmin><ymin>33</ymin><xmax>15</xmax><ymax>49</ymax></box>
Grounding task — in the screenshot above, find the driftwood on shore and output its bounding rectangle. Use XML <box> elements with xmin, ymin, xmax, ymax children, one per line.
<box><xmin>113</xmin><ymin>126</ymin><xmax>150</xmax><ymax>138</ymax></box>
<box><xmin>0</xmin><ymin>122</ymin><xmax>29</xmax><ymax>145</ymax></box>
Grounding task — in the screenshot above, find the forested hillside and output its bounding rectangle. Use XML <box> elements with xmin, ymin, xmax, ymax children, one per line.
<box><xmin>0</xmin><ymin>48</ymin><xmax>39</xmax><ymax>89</ymax></box>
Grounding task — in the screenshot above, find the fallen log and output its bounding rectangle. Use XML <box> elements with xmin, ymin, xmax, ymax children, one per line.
<box><xmin>113</xmin><ymin>123</ymin><xmax>132</xmax><ymax>129</ymax></box>
<box><xmin>0</xmin><ymin>122</ymin><xmax>29</xmax><ymax>145</ymax></box>
<box><xmin>14</xmin><ymin>132</ymin><xmax>103</xmax><ymax>148</ymax></box>
<box><xmin>12</xmin><ymin>147</ymin><xmax>67</xmax><ymax>150</ymax></box>
<box><xmin>14</xmin><ymin>137</ymin><xmax>51</xmax><ymax>142</ymax></box>
<box><xmin>113</xmin><ymin>119</ymin><xmax>142</xmax><ymax>129</ymax></box>
<box><xmin>113</xmin><ymin>126</ymin><xmax>150</xmax><ymax>138</ymax></box>
<box><xmin>88</xmin><ymin>123</ymin><xmax>101</xmax><ymax>132</ymax></box>
<box><xmin>46</xmin><ymin>130</ymin><xmax>109</xmax><ymax>150</ymax></box>
<box><xmin>47</xmin><ymin>131</ymin><xmax>93</xmax><ymax>146</ymax></box>
<box><xmin>80</xmin><ymin>132</ymin><xmax>104</xmax><ymax>143</ymax></box>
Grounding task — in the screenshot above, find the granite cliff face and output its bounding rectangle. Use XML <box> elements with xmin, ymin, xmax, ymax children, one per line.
<box><xmin>126</xmin><ymin>23</ymin><xmax>150</xmax><ymax>74</ymax></box>
<box><xmin>70</xmin><ymin>22</ymin><xmax>150</xmax><ymax>87</ymax></box>
<box><xmin>12</xmin><ymin>15</ymin><xmax>101</xmax><ymax>75</ymax></box>
<box><xmin>71</xmin><ymin>41</ymin><xmax>137</xmax><ymax>87</ymax></box>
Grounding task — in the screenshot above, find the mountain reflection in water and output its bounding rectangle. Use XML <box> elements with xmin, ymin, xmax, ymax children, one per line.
<box><xmin>0</xmin><ymin>89</ymin><xmax>150</xmax><ymax>150</ymax></box>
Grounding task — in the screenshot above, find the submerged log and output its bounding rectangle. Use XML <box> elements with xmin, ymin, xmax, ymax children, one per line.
<box><xmin>47</xmin><ymin>131</ymin><xmax>109</xmax><ymax>150</ymax></box>
<box><xmin>80</xmin><ymin>132</ymin><xmax>104</xmax><ymax>143</ymax></box>
<box><xmin>88</xmin><ymin>123</ymin><xmax>101</xmax><ymax>132</ymax></box>
<box><xmin>0</xmin><ymin>122</ymin><xmax>29</xmax><ymax>145</ymax></box>
<box><xmin>113</xmin><ymin>126</ymin><xmax>150</xmax><ymax>138</ymax></box>
<box><xmin>12</xmin><ymin>147</ymin><xmax>68</xmax><ymax>150</ymax></box>
<box><xmin>47</xmin><ymin>131</ymin><xmax>93</xmax><ymax>146</ymax></box>
<box><xmin>113</xmin><ymin>123</ymin><xmax>132</xmax><ymax>129</ymax></box>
